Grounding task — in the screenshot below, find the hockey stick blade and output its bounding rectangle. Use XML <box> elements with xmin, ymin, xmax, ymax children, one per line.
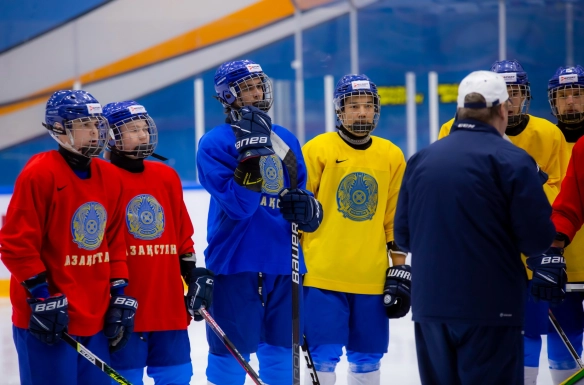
<box><xmin>61</xmin><ymin>332</ymin><xmax>133</xmax><ymax>385</ymax></box>
<box><xmin>200</xmin><ymin>308</ymin><xmax>266</xmax><ymax>385</ymax></box>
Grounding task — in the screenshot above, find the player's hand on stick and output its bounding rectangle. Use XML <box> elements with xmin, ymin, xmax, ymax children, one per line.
<box><xmin>383</xmin><ymin>265</ymin><xmax>411</xmax><ymax>319</ymax></box>
<box><xmin>527</xmin><ymin>247</ymin><xmax>567</xmax><ymax>304</ymax></box>
<box><xmin>231</xmin><ymin>106</ymin><xmax>274</xmax><ymax>163</ymax></box>
<box><xmin>185</xmin><ymin>268</ymin><xmax>214</xmax><ymax>321</ymax></box>
<box><xmin>27</xmin><ymin>294</ymin><xmax>69</xmax><ymax>344</ymax></box>
<box><xmin>104</xmin><ymin>295</ymin><xmax>138</xmax><ymax>352</ymax></box>
<box><xmin>279</xmin><ymin>188</ymin><xmax>323</xmax><ymax>232</ymax></box>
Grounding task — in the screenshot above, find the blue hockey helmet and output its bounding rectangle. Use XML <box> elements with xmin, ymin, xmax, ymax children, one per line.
<box><xmin>102</xmin><ymin>101</ymin><xmax>158</xmax><ymax>159</ymax></box>
<box><xmin>43</xmin><ymin>90</ymin><xmax>109</xmax><ymax>157</ymax></box>
<box><xmin>548</xmin><ymin>65</ymin><xmax>584</xmax><ymax>124</ymax></box>
<box><xmin>214</xmin><ymin>59</ymin><xmax>273</xmax><ymax>112</ymax></box>
<box><xmin>490</xmin><ymin>60</ymin><xmax>530</xmax><ymax>127</ymax></box>
<box><xmin>333</xmin><ymin>74</ymin><xmax>380</xmax><ymax>134</ymax></box>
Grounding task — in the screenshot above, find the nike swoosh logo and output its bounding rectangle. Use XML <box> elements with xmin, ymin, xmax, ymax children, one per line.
<box><xmin>335</xmin><ymin>159</ymin><xmax>348</xmax><ymax>163</ymax></box>
<box><xmin>57</xmin><ymin>185</ymin><xmax>67</xmax><ymax>191</ymax></box>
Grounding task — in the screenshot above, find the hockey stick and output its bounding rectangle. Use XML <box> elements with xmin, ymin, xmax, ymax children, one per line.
<box><xmin>549</xmin><ymin>309</ymin><xmax>584</xmax><ymax>385</ymax></box>
<box><xmin>199</xmin><ymin>308</ymin><xmax>266</xmax><ymax>385</ymax></box>
<box><xmin>270</xmin><ymin>131</ymin><xmax>301</xmax><ymax>385</ymax></box>
<box><xmin>549</xmin><ymin>309</ymin><xmax>584</xmax><ymax>369</ymax></box>
<box><xmin>302</xmin><ymin>334</ymin><xmax>321</xmax><ymax>385</ymax></box>
<box><xmin>61</xmin><ymin>332</ymin><xmax>133</xmax><ymax>385</ymax></box>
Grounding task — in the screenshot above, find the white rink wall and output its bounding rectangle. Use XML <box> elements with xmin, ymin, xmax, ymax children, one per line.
<box><xmin>0</xmin><ymin>189</ymin><xmax>211</xmax><ymax>280</ymax></box>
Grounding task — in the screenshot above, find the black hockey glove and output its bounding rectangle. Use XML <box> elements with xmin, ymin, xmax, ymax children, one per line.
<box><xmin>231</xmin><ymin>106</ymin><xmax>274</xmax><ymax>163</ymax></box>
<box><xmin>27</xmin><ymin>293</ymin><xmax>69</xmax><ymax>345</ymax></box>
<box><xmin>104</xmin><ymin>295</ymin><xmax>138</xmax><ymax>352</ymax></box>
<box><xmin>279</xmin><ymin>188</ymin><xmax>323</xmax><ymax>232</ymax></box>
<box><xmin>527</xmin><ymin>247</ymin><xmax>567</xmax><ymax>304</ymax></box>
<box><xmin>234</xmin><ymin>156</ymin><xmax>263</xmax><ymax>192</ymax></box>
<box><xmin>185</xmin><ymin>268</ymin><xmax>214</xmax><ymax>321</ymax></box>
<box><xmin>383</xmin><ymin>265</ymin><xmax>411</xmax><ymax>319</ymax></box>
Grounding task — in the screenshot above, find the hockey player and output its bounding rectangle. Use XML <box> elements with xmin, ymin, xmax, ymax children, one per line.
<box><xmin>102</xmin><ymin>101</ymin><xmax>214</xmax><ymax>384</ymax></box>
<box><xmin>536</xmin><ymin>65</ymin><xmax>584</xmax><ymax>385</ymax></box>
<box><xmin>196</xmin><ymin>59</ymin><xmax>323</xmax><ymax>385</ymax></box>
<box><xmin>438</xmin><ymin>60</ymin><xmax>568</xmax><ymax>202</ymax></box>
<box><xmin>300</xmin><ymin>74</ymin><xmax>410</xmax><ymax>385</ymax></box>
<box><xmin>0</xmin><ymin>90</ymin><xmax>137</xmax><ymax>385</ymax></box>
<box><xmin>395</xmin><ymin>71</ymin><xmax>559</xmax><ymax>385</ymax></box>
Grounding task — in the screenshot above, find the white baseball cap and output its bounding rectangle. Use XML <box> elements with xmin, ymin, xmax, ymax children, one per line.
<box><xmin>457</xmin><ymin>70</ymin><xmax>509</xmax><ymax>108</ymax></box>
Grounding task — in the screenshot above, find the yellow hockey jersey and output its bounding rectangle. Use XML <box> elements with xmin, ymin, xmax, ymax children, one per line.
<box><xmin>438</xmin><ymin>115</ymin><xmax>569</xmax><ymax>202</ymax></box>
<box><xmin>301</xmin><ymin>132</ymin><xmax>406</xmax><ymax>294</ymax></box>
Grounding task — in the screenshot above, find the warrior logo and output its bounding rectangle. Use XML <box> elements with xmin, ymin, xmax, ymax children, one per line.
<box><xmin>71</xmin><ymin>202</ymin><xmax>107</xmax><ymax>251</ymax></box>
<box><xmin>337</xmin><ymin>172</ymin><xmax>378</xmax><ymax>221</ymax></box>
<box><xmin>126</xmin><ymin>194</ymin><xmax>165</xmax><ymax>240</ymax></box>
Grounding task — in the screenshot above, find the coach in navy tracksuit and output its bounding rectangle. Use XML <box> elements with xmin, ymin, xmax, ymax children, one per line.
<box><xmin>394</xmin><ymin>71</ymin><xmax>564</xmax><ymax>385</ymax></box>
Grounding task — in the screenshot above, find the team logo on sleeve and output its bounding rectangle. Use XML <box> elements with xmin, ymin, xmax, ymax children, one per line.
<box><xmin>260</xmin><ymin>154</ymin><xmax>284</xmax><ymax>195</ymax></box>
<box><xmin>337</xmin><ymin>172</ymin><xmax>378</xmax><ymax>221</ymax></box>
<box><xmin>126</xmin><ymin>194</ymin><xmax>165</xmax><ymax>240</ymax></box>
<box><xmin>71</xmin><ymin>202</ymin><xmax>107</xmax><ymax>250</ymax></box>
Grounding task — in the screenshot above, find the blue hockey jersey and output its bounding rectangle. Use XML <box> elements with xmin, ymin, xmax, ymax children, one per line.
<box><xmin>197</xmin><ymin>122</ymin><xmax>308</xmax><ymax>276</ymax></box>
<box><xmin>394</xmin><ymin>119</ymin><xmax>555</xmax><ymax>326</ymax></box>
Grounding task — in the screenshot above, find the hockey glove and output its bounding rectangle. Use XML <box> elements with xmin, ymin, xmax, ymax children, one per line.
<box><xmin>104</xmin><ymin>295</ymin><xmax>138</xmax><ymax>352</ymax></box>
<box><xmin>185</xmin><ymin>268</ymin><xmax>215</xmax><ymax>321</ymax></box>
<box><xmin>231</xmin><ymin>106</ymin><xmax>274</xmax><ymax>163</ymax></box>
<box><xmin>279</xmin><ymin>188</ymin><xmax>323</xmax><ymax>233</ymax></box>
<box><xmin>383</xmin><ymin>265</ymin><xmax>411</xmax><ymax>319</ymax></box>
<box><xmin>527</xmin><ymin>247</ymin><xmax>567</xmax><ymax>304</ymax></box>
<box><xmin>27</xmin><ymin>293</ymin><xmax>69</xmax><ymax>345</ymax></box>
<box><xmin>234</xmin><ymin>156</ymin><xmax>264</xmax><ymax>192</ymax></box>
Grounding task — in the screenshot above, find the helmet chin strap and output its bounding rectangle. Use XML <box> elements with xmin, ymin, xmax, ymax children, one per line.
<box><xmin>559</xmin><ymin>112</ymin><xmax>584</xmax><ymax>125</ymax></box>
<box><xmin>507</xmin><ymin>115</ymin><xmax>524</xmax><ymax>128</ymax></box>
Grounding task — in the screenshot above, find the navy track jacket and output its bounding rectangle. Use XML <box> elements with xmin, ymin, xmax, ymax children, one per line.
<box><xmin>395</xmin><ymin>119</ymin><xmax>555</xmax><ymax>326</ymax></box>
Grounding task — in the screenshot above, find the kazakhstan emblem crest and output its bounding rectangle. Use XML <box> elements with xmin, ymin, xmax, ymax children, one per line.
<box><xmin>126</xmin><ymin>194</ymin><xmax>165</xmax><ymax>240</ymax></box>
<box><xmin>260</xmin><ymin>154</ymin><xmax>284</xmax><ymax>195</ymax></box>
<box><xmin>337</xmin><ymin>172</ymin><xmax>378</xmax><ymax>221</ymax></box>
<box><xmin>71</xmin><ymin>202</ymin><xmax>107</xmax><ymax>250</ymax></box>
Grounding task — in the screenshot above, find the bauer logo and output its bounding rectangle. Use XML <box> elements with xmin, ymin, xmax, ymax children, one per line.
<box><xmin>351</xmin><ymin>80</ymin><xmax>371</xmax><ymax>90</ymax></box>
<box><xmin>246</xmin><ymin>64</ymin><xmax>263</xmax><ymax>73</ymax></box>
<box><xmin>86</xmin><ymin>103</ymin><xmax>102</xmax><ymax>114</ymax></box>
<box><xmin>559</xmin><ymin>74</ymin><xmax>578</xmax><ymax>84</ymax></box>
<box><xmin>71</xmin><ymin>202</ymin><xmax>107</xmax><ymax>251</ymax></box>
<box><xmin>501</xmin><ymin>73</ymin><xmax>517</xmax><ymax>83</ymax></box>
<box><xmin>128</xmin><ymin>105</ymin><xmax>147</xmax><ymax>115</ymax></box>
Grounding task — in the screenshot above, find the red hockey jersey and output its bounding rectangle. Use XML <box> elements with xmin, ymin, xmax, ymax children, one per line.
<box><xmin>115</xmin><ymin>160</ymin><xmax>194</xmax><ymax>331</ymax></box>
<box><xmin>0</xmin><ymin>151</ymin><xmax>128</xmax><ymax>336</ymax></box>
<box><xmin>553</xmin><ymin>136</ymin><xmax>584</xmax><ymax>241</ymax></box>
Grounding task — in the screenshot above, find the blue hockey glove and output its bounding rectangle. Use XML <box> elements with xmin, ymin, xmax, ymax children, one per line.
<box><xmin>527</xmin><ymin>247</ymin><xmax>567</xmax><ymax>304</ymax></box>
<box><xmin>279</xmin><ymin>188</ymin><xmax>323</xmax><ymax>233</ymax></box>
<box><xmin>104</xmin><ymin>295</ymin><xmax>138</xmax><ymax>352</ymax></box>
<box><xmin>185</xmin><ymin>268</ymin><xmax>214</xmax><ymax>321</ymax></box>
<box><xmin>27</xmin><ymin>293</ymin><xmax>69</xmax><ymax>345</ymax></box>
<box><xmin>383</xmin><ymin>265</ymin><xmax>411</xmax><ymax>319</ymax></box>
<box><xmin>231</xmin><ymin>106</ymin><xmax>274</xmax><ymax>162</ymax></box>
